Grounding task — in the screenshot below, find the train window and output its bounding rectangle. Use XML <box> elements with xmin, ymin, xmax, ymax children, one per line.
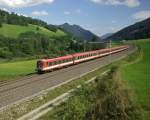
<box><xmin>63</xmin><ymin>60</ymin><xmax>65</xmax><ymax>63</ymax></box>
<box><xmin>54</xmin><ymin>61</ymin><xmax>57</xmax><ymax>65</ymax></box>
<box><xmin>63</xmin><ymin>59</ymin><xmax>65</xmax><ymax>63</ymax></box>
<box><xmin>58</xmin><ymin>61</ymin><xmax>60</xmax><ymax>64</ymax></box>
<box><xmin>49</xmin><ymin>62</ymin><xmax>52</xmax><ymax>66</ymax></box>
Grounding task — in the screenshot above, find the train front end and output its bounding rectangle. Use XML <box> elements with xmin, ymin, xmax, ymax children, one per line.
<box><xmin>37</xmin><ymin>59</ymin><xmax>47</xmax><ymax>73</ymax></box>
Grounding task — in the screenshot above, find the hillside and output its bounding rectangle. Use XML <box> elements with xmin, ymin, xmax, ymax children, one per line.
<box><xmin>0</xmin><ymin>9</ymin><xmax>81</xmax><ymax>59</ymax></box>
<box><xmin>101</xmin><ymin>33</ymin><xmax>113</xmax><ymax>40</ymax></box>
<box><xmin>60</xmin><ymin>23</ymin><xmax>101</xmax><ymax>41</ymax></box>
<box><xmin>107</xmin><ymin>18</ymin><xmax>150</xmax><ymax>41</ymax></box>
<box><xmin>0</xmin><ymin>9</ymin><xmax>104</xmax><ymax>60</ymax></box>
<box><xmin>0</xmin><ymin>24</ymin><xmax>66</xmax><ymax>38</ymax></box>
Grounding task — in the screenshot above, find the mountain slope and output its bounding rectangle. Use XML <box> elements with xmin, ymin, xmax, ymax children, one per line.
<box><xmin>60</xmin><ymin>23</ymin><xmax>101</xmax><ymax>41</ymax></box>
<box><xmin>101</xmin><ymin>33</ymin><xmax>113</xmax><ymax>40</ymax></box>
<box><xmin>0</xmin><ymin>24</ymin><xmax>66</xmax><ymax>38</ymax></box>
<box><xmin>107</xmin><ymin>18</ymin><xmax>150</xmax><ymax>41</ymax></box>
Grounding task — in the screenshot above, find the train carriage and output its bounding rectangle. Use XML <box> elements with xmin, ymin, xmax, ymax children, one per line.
<box><xmin>37</xmin><ymin>45</ymin><xmax>129</xmax><ymax>73</ymax></box>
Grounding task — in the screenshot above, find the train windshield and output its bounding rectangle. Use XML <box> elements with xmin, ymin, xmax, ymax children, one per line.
<box><xmin>37</xmin><ymin>61</ymin><xmax>43</xmax><ymax>69</ymax></box>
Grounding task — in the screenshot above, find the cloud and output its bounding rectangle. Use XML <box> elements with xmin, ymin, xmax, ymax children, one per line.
<box><xmin>133</xmin><ymin>10</ymin><xmax>150</xmax><ymax>20</ymax></box>
<box><xmin>75</xmin><ymin>9</ymin><xmax>81</xmax><ymax>14</ymax></box>
<box><xmin>31</xmin><ymin>10</ymin><xmax>49</xmax><ymax>16</ymax></box>
<box><xmin>64</xmin><ymin>11</ymin><xmax>71</xmax><ymax>15</ymax></box>
<box><xmin>111</xmin><ymin>20</ymin><xmax>116</xmax><ymax>23</ymax></box>
<box><xmin>17</xmin><ymin>13</ymin><xmax>29</xmax><ymax>17</ymax></box>
<box><xmin>89</xmin><ymin>0</ymin><xmax>140</xmax><ymax>8</ymax></box>
<box><xmin>0</xmin><ymin>0</ymin><xmax>55</xmax><ymax>8</ymax></box>
<box><xmin>1</xmin><ymin>7</ymin><xmax>10</xmax><ymax>12</ymax></box>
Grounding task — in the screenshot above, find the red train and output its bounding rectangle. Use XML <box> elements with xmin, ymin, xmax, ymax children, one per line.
<box><xmin>37</xmin><ymin>45</ymin><xmax>129</xmax><ymax>73</ymax></box>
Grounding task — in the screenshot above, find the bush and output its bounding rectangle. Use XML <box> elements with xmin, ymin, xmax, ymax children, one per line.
<box><xmin>56</xmin><ymin>67</ymin><xmax>141</xmax><ymax>120</ymax></box>
<box><xmin>0</xmin><ymin>47</ymin><xmax>13</xmax><ymax>59</ymax></box>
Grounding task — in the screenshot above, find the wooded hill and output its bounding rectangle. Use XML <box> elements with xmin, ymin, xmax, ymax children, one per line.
<box><xmin>0</xmin><ymin>9</ymin><xmax>104</xmax><ymax>59</ymax></box>
<box><xmin>59</xmin><ymin>23</ymin><xmax>101</xmax><ymax>42</ymax></box>
<box><xmin>0</xmin><ymin>9</ymin><xmax>80</xmax><ymax>59</ymax></box>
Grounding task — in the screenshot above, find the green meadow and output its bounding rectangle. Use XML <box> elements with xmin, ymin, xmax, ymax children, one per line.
<box><xmin>0</xmin><ymin>24</ymin><xmax>66</xmax><ymax>38</ymax></box>
<box><xmin>122</xmin><ymin>39</ymin><xmax>150</xmax><ymax>119</ymax></box>
<box><xmin>0</xmin><ymin>59</ymin><xmax>36</xmax><ymax>80</ymax></box>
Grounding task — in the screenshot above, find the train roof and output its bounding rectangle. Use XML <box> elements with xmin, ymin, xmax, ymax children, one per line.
<box><xmin>73</xmin><ymin>50</ymin><xmax>98</xmax><ymax>57</ymax></box>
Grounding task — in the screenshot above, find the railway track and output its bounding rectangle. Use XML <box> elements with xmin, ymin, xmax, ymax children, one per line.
<box><xmin>0</xmin><ymin>45</ymin><xmax>136</xmax><ymax>110</ymax></box>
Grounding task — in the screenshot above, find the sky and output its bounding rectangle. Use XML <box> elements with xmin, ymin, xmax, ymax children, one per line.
<box><xmin>0</xmin><ymin>0</ymin><xmax>150</xmax><ymax>36</ymax></box>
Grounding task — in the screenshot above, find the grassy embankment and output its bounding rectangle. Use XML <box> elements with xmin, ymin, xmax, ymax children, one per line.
<box><xmin>0</xmin><ymin>24</ymin><xmax>66</xmax><ymax>38</ymax></box>
<box><xmin>121</xmin><ymin>40</ymin><xmax>150</xmax><ymax>119</ymax></box>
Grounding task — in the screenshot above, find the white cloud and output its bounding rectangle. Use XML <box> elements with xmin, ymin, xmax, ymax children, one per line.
<box><xmin>64</xmin><ymin>11</ymin><xmax>71</xmax><ymax>15</ymax></box>
<box><xmin>133</xmin><ymin>10</ymin><xmax>150</xmax><ymax>20</ymax></box>
<box><xmin>89</xmin><ymin>0</ymin><xmax>140</xmax><ymax>8</ymax></box>
<box><xmin>0</xmin><ymin>0</ymin><xmax>55</xmax><ymax>8</ymax></box>
<box><xmin>1</xmin><ymin>7</ymin><xmax>10</xmax><ymax>12</ymax></box>
<box><xmin>76</xmin><ymin>9</ymin><xmax>81</xmax><ymax>14</ymax></box>
<box><xmin>31</xmin><ymin>10</ymin><xmax>49</xmax><ymax>16</ymax></box>
<box><xmin>17</xmin><ymin>13</ymin><xmax>29</xmax><ymax>17</ymax></box>
<box><xmin>111</xmin><ymin>20</ymin><xmax>116</xmax><ymax>23</ymax></box>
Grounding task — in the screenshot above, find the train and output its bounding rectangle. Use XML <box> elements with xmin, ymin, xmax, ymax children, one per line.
<box><xmin>37</xmin><ymin>45</ymin><xmax>129</xmax><ymax>73</ymax></box>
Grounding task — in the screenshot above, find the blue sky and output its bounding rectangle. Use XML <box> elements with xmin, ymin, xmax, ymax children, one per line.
<box><xmin>0</xmin><ymin>0</ymin><xmax>150</xmax><ymax>36</ymax></box>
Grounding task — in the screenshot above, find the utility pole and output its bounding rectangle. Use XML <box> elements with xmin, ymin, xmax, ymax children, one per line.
<box><xmin>83</xmin><ymin>40</ymin><xmax>86</xmax><ymax>52</ymax></box>
<box><xmin>109</xmin><ymin>40</ymin><xmax>112</xmax><ymax>64</ymax></box>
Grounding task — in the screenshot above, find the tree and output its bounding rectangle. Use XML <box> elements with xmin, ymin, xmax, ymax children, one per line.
<box><xmin>0</xmin><ymin>18</ymin><xmax>2</xmax><ymax>27</ymax></box>
<box><xmin>0</xmin><ymin>22</ymin><xmax>2</xmax><ymax>27</ymax></box>
<box><xmin>36</xmin><ymin>26</ymin><xmax>40</xmax><ymax>31</ymax></box>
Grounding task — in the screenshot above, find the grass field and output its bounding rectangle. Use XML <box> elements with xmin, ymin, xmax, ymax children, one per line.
<box><xmin>0</xmin><ymin>24</ymin><xmax>66</xmax><ymax>38</ymax></box>
<box><xmin>121</xmin><ymin>40</ymin><xmax>150</xmax><ymax>119</ymax></box>
<box><xmin>0</xmin><ymin>59</ymin><xmax>36</xmax><ymax>80</ymax></box>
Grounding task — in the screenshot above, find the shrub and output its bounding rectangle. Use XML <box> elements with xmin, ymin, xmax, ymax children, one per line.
<box><xmin>56</xmin><ymin>67</ymin><xmax>141</xmax><ymax>120</ymax></box>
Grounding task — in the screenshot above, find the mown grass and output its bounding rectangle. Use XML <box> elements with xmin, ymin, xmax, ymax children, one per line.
<box><xmin>121</xmin><ymin>40</ymin><xmax>150</xmax><ymax>119</ymax></box>
<box><xmin>0</xmin><ymin>24</ymin><xmax>66</xmax><ymax>38</ymax></box>
<box><xmin>0</xmin><ymin>59</ymin><xmax>36</xmax><ymax>80</ymax></box>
